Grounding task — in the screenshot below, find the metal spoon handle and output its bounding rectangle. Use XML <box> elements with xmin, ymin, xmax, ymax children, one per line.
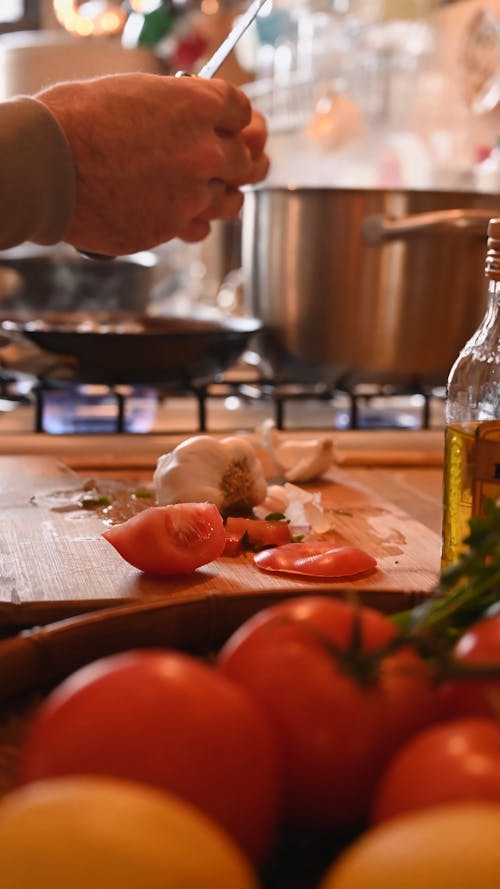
<box><xmin>176</xmin><ymin>0</ymin><xmax>267</xmax><ymax>79</ymax></box>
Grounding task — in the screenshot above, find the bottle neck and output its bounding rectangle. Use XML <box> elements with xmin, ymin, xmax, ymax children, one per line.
<box><xmin>486</xmin><ymin>277</ymin><xmax>500</xmax><ymax>310</ymax></box>
<box><xmin>473</xmin><ymin>279</ymin><xmax>500</xmax><ymax>341</ymax></box>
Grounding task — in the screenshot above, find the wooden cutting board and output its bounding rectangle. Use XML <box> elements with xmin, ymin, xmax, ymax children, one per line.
<box><xmin>0</xmin><ymin>454</ymin><xmax>442</xmax><ymax>629</ymax></box>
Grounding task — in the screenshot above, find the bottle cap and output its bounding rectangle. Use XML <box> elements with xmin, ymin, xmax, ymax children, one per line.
<box><xmin>487</xmin><ymin>218</ymin><xmax>500</xmax><ymax>239</ymax></box>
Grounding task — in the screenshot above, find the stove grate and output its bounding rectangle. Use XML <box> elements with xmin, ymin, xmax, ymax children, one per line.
<box><xmin>0</xmin><ymin>368</ymin><xmax>446</xmax><ymax>434</ymax></box>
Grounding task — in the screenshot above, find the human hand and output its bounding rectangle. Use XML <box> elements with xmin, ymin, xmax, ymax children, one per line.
<box><xmin>37</xmin><ymin>73</ymin><xmax>270</xmax><ymax>256</ymax></box>
<box><xmin>176</xmin><ymin>106</ymin><xmax>269</xmax><ymax>243</ymax></box>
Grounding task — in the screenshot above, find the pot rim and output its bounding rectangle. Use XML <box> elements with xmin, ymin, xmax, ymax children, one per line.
<box><xmin>243</xmin><ymin>183</ymin><xmax>500</xmax><ymax>199</ymax></box>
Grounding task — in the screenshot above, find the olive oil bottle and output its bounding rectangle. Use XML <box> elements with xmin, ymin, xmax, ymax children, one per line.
<box><xmin>441</xmin><ymin>218</ymin><xmax>500</xmax><ymax>569</ymax></box>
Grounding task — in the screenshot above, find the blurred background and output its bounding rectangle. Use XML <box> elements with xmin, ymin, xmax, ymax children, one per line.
<box><xmin>2</xmin><ymin>1</ymin><xmax>500</xmax><ymax>186</ymax></box>
<box><xmin>0</xmin><ymin>1</ymin><xmax>500</xmax><ymax>436</ymax></box>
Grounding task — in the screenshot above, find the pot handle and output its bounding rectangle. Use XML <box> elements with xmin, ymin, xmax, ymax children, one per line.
<box><xmin>361</xmin><ymin>208</ymin><xmax>495</xmax><ymax>244</ymax></box>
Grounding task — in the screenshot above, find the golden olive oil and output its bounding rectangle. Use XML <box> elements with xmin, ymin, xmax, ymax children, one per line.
<box><xmin>442</xmin><ymin>423</ymin><xmax>475</xmax><ymax>569</ymax></box>
<box><xmin>442</xmin><ymin>219</ymin><xmax>500</xmax><ymax>569</ymax></box>
<box><xmin>442</xmin><ymin>421</ymin><xmax>500</xmax><ymax>569</ymax></box>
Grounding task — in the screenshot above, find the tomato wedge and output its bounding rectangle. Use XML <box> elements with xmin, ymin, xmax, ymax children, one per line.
<box><xmin>102</xmin><ymin>502</ymin><xmax>226</xmax><ymax>574</ymax></box>
<box><xmin>225</xmin><ymin>516</ymin><xmax>292</xmax><ymax>550</ymax></box>
<box><xmin>223</xmin><ymin>531</ymin><xmax>245</xmax><ymax>557</ymax></box>
<box><xmin>253</xmin><ymin>542</ymin><xmax>377</xmax><ymax>579</ymax></box>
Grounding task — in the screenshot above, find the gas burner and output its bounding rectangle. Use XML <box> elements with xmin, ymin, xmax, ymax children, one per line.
<box><xmin>34</xmin><ymin>383</ymin><xmax>160</xmax><ymax>434</ymax></box>
<box><xmin>0</xmin><ymin>363</ymin><xmax>446</xmax><ymax>435</ymax></box>
<box><xmin>205</xmin><ymin>365</ymin><xmax>445</xmax><ymax>432</ymax></box>
<box><xmin>337</xmin><ymin>380</ymin><xmax>446</xmax><ymax>431</ymax></box>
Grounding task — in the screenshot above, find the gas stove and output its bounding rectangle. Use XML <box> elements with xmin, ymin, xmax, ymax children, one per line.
<box><xmin>0</xmin><ymin>354</ymin><xmax>445</xmax><ymax>435</ymax></box>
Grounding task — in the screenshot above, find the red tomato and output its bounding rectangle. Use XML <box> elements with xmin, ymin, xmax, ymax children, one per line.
<box><xmin>223</xmin><ymin>531</ymin><xmax>245</xmax><ymax>557</ymax></box>
<box><xmin>371</xmin><ymin>717</ymin><xmax>500</xmax><ymax>825</ymax></box>
<box><xmin>254</xmin><ymin>542</ymin><xmax>377</xmax><ymax>579</ymax></box>
<box><xmin>225</xmin><ymin>516</ymin><xmax>292</xmax><ymax>549</ymax></box>
<box><xmin>217</xmin><ymin>596</ymin><xmax>438</xmax><ymax>831</ymax></box>
<box><xmin>102</xmin><ymin>502</ymin><xmax>226</xmax><ymax>574</ymax></box>
<box><xmin>439</xmin><ymin>614</ymin><xmax>500</xmax><ymax>720</ymax></box>
<box><xmin>16</xmin><ymin>650</ymin><xmax>282</xmax><ymax>864</ymax></box>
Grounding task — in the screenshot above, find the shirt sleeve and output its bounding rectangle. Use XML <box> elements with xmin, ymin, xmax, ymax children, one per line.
<box><xmin>0</xmin><ymin>95</ymin><xmax>75</xmax><ymax>250</ymax></box>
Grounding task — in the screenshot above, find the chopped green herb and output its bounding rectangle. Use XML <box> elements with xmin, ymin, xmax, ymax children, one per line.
<box><xmin>133</xmin><ymin>489</ymin><xmax>154</xmax><ymax>499</ymax></box>
<box><xmin>265</xmin><ymin>512</ymin><xmax>288</xmax><ymax>522</ymax></box>
<box><xmin>81</xmin><ymin>496</ymin><xmax>112</xmax><ymax>509</ymax></box>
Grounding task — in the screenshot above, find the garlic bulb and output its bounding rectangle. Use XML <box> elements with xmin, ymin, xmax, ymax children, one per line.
<box><xmin>154</xmin><ymin>435</ymin><xmax>268</xmax><ymax>515</ymax></box>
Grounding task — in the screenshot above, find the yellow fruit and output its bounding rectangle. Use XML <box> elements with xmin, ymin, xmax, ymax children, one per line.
<box><xmin>320</xmin><ymin>803</ymin><xmax>500</xmax><ymax>889</ymax></box>
<box><xmin>0</xmin><ymin>776</ymin><xmax>261</xmax><ymax>889</ymax></box>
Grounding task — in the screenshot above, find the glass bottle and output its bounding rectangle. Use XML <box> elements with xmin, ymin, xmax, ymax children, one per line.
<box><xmin>441</xmin><ymin>217</ymin><xmax>500</xmax><ymax>569</ymax></box>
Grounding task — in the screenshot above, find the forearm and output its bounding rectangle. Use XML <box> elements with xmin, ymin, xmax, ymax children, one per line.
<box><xmin>0</xmin><ymin>96</ymin><xmax>75</xmax><ymax>250</ymax></box>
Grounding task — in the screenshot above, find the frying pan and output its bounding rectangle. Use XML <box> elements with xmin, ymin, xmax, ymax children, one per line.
<box><xmin>0</xmin><ymin>310</ymin><xmax>262</xmax><ymax>384</ymax></box>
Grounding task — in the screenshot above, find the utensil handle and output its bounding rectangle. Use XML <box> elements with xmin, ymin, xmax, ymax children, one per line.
<box><xmin>362</xmin><ymin>208</ymin><xmax>494</xmax><ymax>244</ymax></box>
<box><xmin>177</xmin><ymin>0</ymin><xmax>267</xmax><ymax>80</ymax></box>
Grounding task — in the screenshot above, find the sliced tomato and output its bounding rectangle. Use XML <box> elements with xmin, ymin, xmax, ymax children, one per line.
<box><xmin>225</xmin><ymin>516</ymin><xmax>292</xmax><ymax>549</ymax></box>
<box><xmin>223</xmin><ymin>531</ymin><xmax>245</xmax><ymax>557</ymax></box>
<box><xmin>254</xmin><ymin>542</ymin><xmax>377</xmax><ymax>579</ymax></box>
<box><xmin>102</xmin><ymin>502</ymin><xmax>226</xmax><ymax>574</ymax></box>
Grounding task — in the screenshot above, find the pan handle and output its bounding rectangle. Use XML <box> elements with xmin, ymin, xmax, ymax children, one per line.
<box><xmin>361</xmin><ymin>208</ymin><xmax>496</xmax><ymax>245</ymax></box>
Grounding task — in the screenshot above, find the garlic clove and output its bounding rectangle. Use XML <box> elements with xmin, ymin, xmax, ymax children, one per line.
<box><xmin>259</xmin><ymin>420</ymin><xmax>336</xmax><ymax>483</ymax></box>
<box><xmin>255</xmin><ymin>484</ymin><xmax>290</xmax><ymax>517</ymax></box>
<box><xmin>277</xmin><ymin>438</ymin><xmax>336</xmax><ymax>483</ymax></box>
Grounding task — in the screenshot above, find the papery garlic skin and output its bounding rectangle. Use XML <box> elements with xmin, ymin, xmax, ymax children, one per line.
<box><xmin>254</xmin><ymin>483</ymin><xmax>334</xmax><ymax>534</ymax></box>
<box><xmin>154</xmin><ymin>435</ymin><xmax>268</xmax><ymax>515</ymax></box>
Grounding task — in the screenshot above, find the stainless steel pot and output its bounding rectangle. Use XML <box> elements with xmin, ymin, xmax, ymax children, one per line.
<box><xmin>241</xmin><ymin>188</ymin><xmax>500</xmax><ymax>383</ymax></box>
